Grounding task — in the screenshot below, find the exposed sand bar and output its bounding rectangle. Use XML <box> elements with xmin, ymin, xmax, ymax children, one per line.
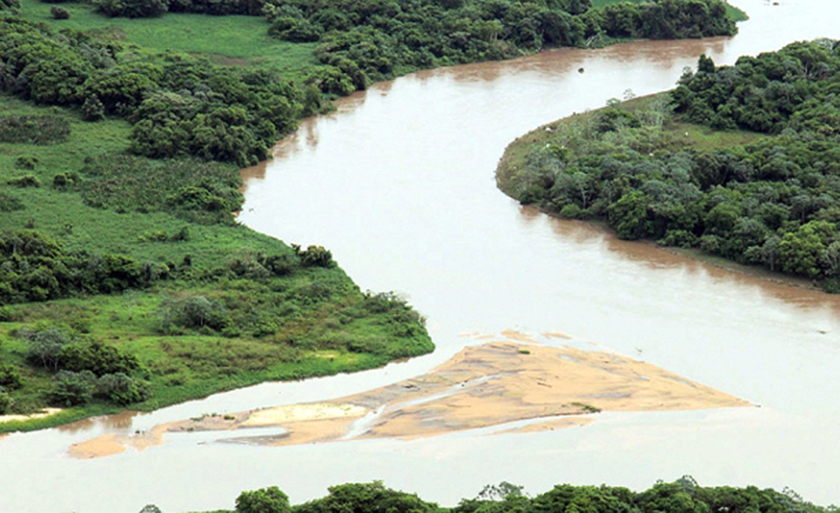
<box><xmin>0</xmin><ymin>408</ymin><xmax>62</xmax><ymax>425</ymax></box>
<box><xmin>69</xmin><ymin>341</ymin><xmax>750</xmax><ymax>458</ymax></box>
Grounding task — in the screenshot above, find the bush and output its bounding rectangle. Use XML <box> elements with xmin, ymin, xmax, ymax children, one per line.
<box><xmin>236</xmin><ymin>486</ymin><xmax>290</xmax><ymax>513</ymax></box>
<box><xmin>0</xmin><ymin>390</ymin><xmax>13</xmax><ymax>414</ymax></box>
<box><xmin>50</xmin><ymin>6</ymin><xmax>69</xmax><ymax>18</ymax></box>
<box><xmin>297</xmin><ymin>245</ymin><xmax>334</xmax><ymax>268</ymax></box>
<box><xmin>81</xmin><ymin>96</ymin><xmax>105</xmax><ymax>121</ymax></box>
<box><xmin>14</xmin><ymin>156</ymin><xmax>37</xmax><ymax>170</ymax></box>
<box><xmin>49</xmin><ymin>370</ymin><xmax>97</xmax><ymax>406</ymax></box>
<box><xmin>22</xmin><ymin>326</ymin><xmax>73</xmax><ymax>371</ymax></box>
<box><xmin>95</xmin><ymin>372</ymin><xmax>150</xmax><ymax>405</ymax></box>
<box><xmin>7</xmin><ymin>174</ymin><xmax>42</xmax><ymax>188</ymax></box>
<box><xmin>158</xmin><ymin>295</ymin><xmax>229</xmax><ymax>332</ymax></box>
<box><xmin>0</xmin><ymin>192</ymin><xmax>25</xmax><ymax>212</ymax></box>
<box><xmin>0</xmin><ymin>364</ymin><xmax>22</xmax><ymax>390</ymax></box>
<box><xmin>58</xmin><ymin>340</ymin><xmax>140</xmax><ymax>376</ymax></box>
<box><xmin>93</xmin><ymin>0</ymin><xmax>169</xmax><ymax>18</ymax></box>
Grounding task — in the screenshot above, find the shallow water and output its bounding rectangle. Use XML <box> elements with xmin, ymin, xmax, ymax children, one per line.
<box><xmin>3</xmin><ymin>1</ymin><xmax>840</xmax><ymax>511</ymax></box>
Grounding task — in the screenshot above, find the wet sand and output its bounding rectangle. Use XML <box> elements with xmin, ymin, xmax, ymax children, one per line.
<box><xmin>70</xmin><ymin>341</ymin><xmax>749</xmax><ymax>458</ymax></box>
<box><xmin>68</xmin><ymin>423</ymin><xmax>170</xmax><ymax>459</ymax></box>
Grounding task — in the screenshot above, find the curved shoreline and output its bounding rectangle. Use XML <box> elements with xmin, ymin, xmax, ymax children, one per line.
<box><xmin>493</xmin><ymin>97</ymin><xmax>822</xmax><ymax>295</ymax></box>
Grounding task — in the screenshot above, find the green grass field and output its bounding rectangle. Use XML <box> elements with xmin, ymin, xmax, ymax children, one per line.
<box><xmin>0</xmin><ymin>94</ymin><xmax>433</xmax><ymax>433</ymax></box>
<box><xmin>15</xmin><ymin>0</ymin><xmax>319</xmax><ymax>78</ymax></box>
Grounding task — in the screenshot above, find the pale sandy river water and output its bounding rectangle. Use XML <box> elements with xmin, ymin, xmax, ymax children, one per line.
<box><xmin>2</xmin><ymin>1</ymin><xmax>840</xmax><ymax>511</ymax></box>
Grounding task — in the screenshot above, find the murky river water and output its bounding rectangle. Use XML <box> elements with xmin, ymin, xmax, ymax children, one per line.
<box><xmin>3</xmin><ymin>1</ymin><xmax>840</xmax><ymax>511</ymax></box>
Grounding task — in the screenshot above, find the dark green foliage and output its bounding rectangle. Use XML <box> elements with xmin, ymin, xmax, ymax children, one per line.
<box><xmin>78</xmin><ymin>156</ymin><xmax>243</xmax><ymax>224</ymax></box>
<box><xmin>49</xmin><ymin>369</ymin><xmax>96</xmax><ymax>406</ymax></box>
<box><xmin>21</xmin><ymin>326</ymin><xmax>73</xmax><ymax>371</ymax></box>
<box><xmin>0</xmin><ymin>116</ymin><xmax>70</xmax><ymax>145</ymax></box>
<box><xmin>673</xmin><ymin>41</ymin><xmax>840</xmax><ymax>134</ymax></box>
<box><xmin>509</xmin><ymin>40</ymin><xmax>840</xmax><ymax>287</ymax></box>
<box><xmin>0</xmin><ymin>192</ymin><xmax>25</xmax><ymax>212</ymax></box>
<box><xmin>295</xmin><ymin>245</ymin><xmax>334</xmax><ymax>268</ymax></box>
<box><xmin>95</xmin><ymin>372</ymin><xmax>150</xmax><ymax>404</ymax></box>
<box><xmin>260</xmin><ymin>0</ymin><xmax>735</xmax><ymax>96</ymax></box>
<box><xmin>0</xmin><ymin>0</ymin><xmax>18</xmax><ymax>10</ymax></box>
<box><xmin>0</xmin><ymin>17</ymin><xmax>300</xmax><ymax>165</ymax></box>
<box><xmin>50</xmin><ymin>6</ymin><xmax>70</xmax><ymax>19</ymax></box>
<box><xmin>0</xmin><ymin>390</ymin><xmax>12</xmax><ymax>414</ymax></box>
<box><xmin>93</xmin><ymin>0</ymin><xmax>169</xmax><ymax>18</ymax></box>
<box><xmin>158</xmin><ymin>295</ymin><xmax>230</xmax><ymax>332</ymax></box>
<box><xmin>294</xmin><ymin>481</ymin><xmax>436</xmax><ymax>513</ymax></box>
<box><xmin>236</xmin><ymin>486</ymin><xmax>290</xmax><ymax>513</ymax></box>
<box><xmin>81</xmin><ymin>96</ymin><xmax>105</xmax><ymax>121</ymax></box>
<box><xmin>7</xmin><ymin>174</ymin><xmax>41</xmax><ymax>188</ymax></box>
<box><xmin>0</xmin><ymin>363</ymin><xmax>22</xmax><ymax>390</ymax></box>
<box><xmin>14</xmin><ymin>156</ymin><xmax>37</xmax><ymax>170</ymax></box>
<box><xmin>0</xmin><ymin>230</ymin><xmax>167</xmax><ymax>304</ymax></box>
<box><xmin>58</xmin><ymin>340</ymin><xmax>140</xmax><ymax>376</ymax></box>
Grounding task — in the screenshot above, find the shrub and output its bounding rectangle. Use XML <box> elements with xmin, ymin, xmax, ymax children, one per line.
<box><xmin>50</xmin><ymin>6</ymin><xmax>70</xmax><ymax>18</ymax></box>
<box><xmin>93</xmin><ymin>0</ymin><xmax>169</xmax><ymax>18</ymax></box>
<box><xmin>0</xmin><ymin>364</ymin><xmax>22</xmax><ymax>390</ymax></box>
<box><xmin>236</xmin><ymin>486</ymin><xmax>290</xmax><ymax>513</ymax></box>
<box><xmin>0</xmin><ymin>192</ymin><xmax>24</xmax><ymax>212</ymax></box>
<box><xmin>49</xmin><ymin>370</ymin><xmax>97</xmax><ymax>406</ymax></box>
<box><xmin>58</xmin><ymin>340</ymin><xmax>140</xmax><ymax>376</ymax></box>
<box><xmin>7</xmin><ymin>175</ymin><xmax>42</xmax><ymax>188</ymax></box>
<box><xmin>158</xmin><ymin>295</ymin><xmax>229</xmax><ymax>332</ymax></box>
<box><xmin>81</xmin><ymin>96</ymin><xmax>105</xmax><ymax>121</ymax></box>
<box><xmin>297</xmin><ymin>245</ymin><xmax>334</xmax><ymax>268</ymax></box>
<box><xmin>96</xmin><ymin>372</ymin><xmax>150</xmax><ymax>405</ymax></box>
<box><xmin>0</xmin><ymin>390</ymin><xmax>13</xmax><ymax>414</ymax></box>
<box><xmin>52</xmin><ymin>172</ymin><xmax>79</xmax><ymax>189</ymax></box>
<box><xmin>0</xmin><ymin>116</ymin><xmax>70</xmax><ymax>145</ymax></box>
<box><xmin>14</xmin><ymin>156</ymin><xmax>37</xmax><ymax>170</ymax></box>
<box><xmin>22</xmin><ymin>326</ymin><xmax>73</xmax><ymax>371</ymax></box>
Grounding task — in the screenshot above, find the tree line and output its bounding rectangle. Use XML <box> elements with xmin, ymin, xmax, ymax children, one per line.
<box><xmin>135</xmin><ymin>478</ymin><xmax>834</xmax><ymax>513</ymax></box>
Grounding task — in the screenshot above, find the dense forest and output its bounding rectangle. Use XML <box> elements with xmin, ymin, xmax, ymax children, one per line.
<box><xmin>498</xmin><ymin>40</ymin><xmax>840</xmax><ymax>290</ymax></box>
<box><xmin>0</xmin><ymin>0</ymin><xmax>739</xmax><ymax>166</ymax></box>
<box><xmin>145</xmin><ymin>478</ymin><xmax>834</xmax><ymax>513</ymax></box>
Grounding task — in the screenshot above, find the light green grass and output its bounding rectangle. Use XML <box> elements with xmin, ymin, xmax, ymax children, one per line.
<box><xmin>16</xmin><ymin>0</ymin><xmax>319</xmax><ymax>78</ymax></box>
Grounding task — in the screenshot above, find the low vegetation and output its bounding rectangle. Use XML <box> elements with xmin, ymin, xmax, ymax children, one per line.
<box><xmin>498</xmin><ymin>40</ymin><xmax>840</xmax><ymax>290</ymax></box>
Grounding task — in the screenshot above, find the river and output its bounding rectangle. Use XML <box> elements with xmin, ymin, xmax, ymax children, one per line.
<box><xmin>2</xmin><ymin>1</ymin><xmax>840</xmax><ymax>511</ymax></box>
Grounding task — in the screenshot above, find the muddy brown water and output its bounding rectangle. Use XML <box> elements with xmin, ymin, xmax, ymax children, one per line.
<box><xmin>3</xmin><ymin>1</ymin><xmax>840</xmax><ymax>512</ymax></box>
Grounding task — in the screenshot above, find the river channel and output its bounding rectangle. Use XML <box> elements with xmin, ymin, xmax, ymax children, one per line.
<box><xmin>3</xmin><ymin>1</ymin><xmax>840</xmax><ymax>511</ymax></box>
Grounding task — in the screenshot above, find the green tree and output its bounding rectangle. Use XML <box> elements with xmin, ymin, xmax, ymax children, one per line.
<box><xmin>236</xmin><ymin>486</ymin><xmax>291</xmax><ymax>513</ymax></box>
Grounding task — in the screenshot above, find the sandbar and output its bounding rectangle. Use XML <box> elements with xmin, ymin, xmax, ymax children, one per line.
<box><xmin>69</xmin><ymin>340</ymin><xmax>749</xmax><ymax>458</ymax></box>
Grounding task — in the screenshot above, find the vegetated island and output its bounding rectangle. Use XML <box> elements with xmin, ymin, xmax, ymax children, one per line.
<box><xmin>0</xmin><ymin>0</ymin><xmax>743</xmax><ymax>431</ymax></box>
<box><xmin>497</xmin><ymin>40</ymin><xmax>840</xmax><ymax>292</ymax></box>
<box><xmin>134</xmin><ymin>478</ymin><xmax>834</xmax><ymax>513</ymax></box>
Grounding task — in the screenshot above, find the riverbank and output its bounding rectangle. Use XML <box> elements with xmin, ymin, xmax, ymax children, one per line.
<box><xmin>494</xmin><ymin>61</ymin><xmax>840</xmax><ymax>292</ymax></box>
